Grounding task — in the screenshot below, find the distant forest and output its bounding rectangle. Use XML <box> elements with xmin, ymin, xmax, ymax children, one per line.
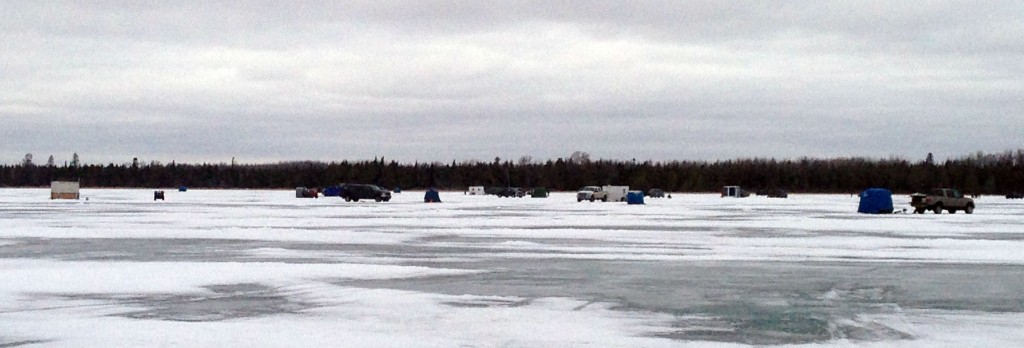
<box><xmin>3</xmin><ymin>150</ymin><xmax>1023</xmax><ymax>194</ymax></box>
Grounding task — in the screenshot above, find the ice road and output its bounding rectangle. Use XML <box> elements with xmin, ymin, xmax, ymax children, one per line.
<box><xmin>1</xmin><ymin>189</ymin><xmax>1023</xmax><ymax>347</ymax></box>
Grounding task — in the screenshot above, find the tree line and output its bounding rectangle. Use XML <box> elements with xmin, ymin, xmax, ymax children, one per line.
<box><xmin>2</xmin><ymin>150</ymin><xmax>1023</xmax><ymax>194</ymax></box>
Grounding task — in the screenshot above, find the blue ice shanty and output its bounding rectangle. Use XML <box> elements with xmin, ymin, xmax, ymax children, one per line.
<box><xmin>858</xmin><ymin>188</ymin><xmax>894</xmax><ymax>214</ymax></box>
<box><xmin>424</xmin><ymin>188</ymin><xmax>441</xmax><ymax>203</ymax></box>
<box><xmin>322</xmin><ymin>186</ymin><xmax>342</xmax><ymax>197</ymax></box>
<box><xmin>626</xmin><ymin>191</ymin><xmax>645</xmax><ymax>205</ymax></box>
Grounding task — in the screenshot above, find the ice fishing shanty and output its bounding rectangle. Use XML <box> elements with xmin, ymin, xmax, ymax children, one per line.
<box><xmin>424</xmin><ymin>188</ymin><xmax>442</xmax><ymax>203</ymax></box>
<box><xmin>295</xmin><ymin>187</ymin><xmax>319</xmax><ymax>198</ymax></box>
<box><xmin>721</xmin><ymin>186</ymin><xmax>749</xmax><ymax>198</ymax></box>
<box><xmin>858</xmin><ymin>188</ymin><xmax>894</xmax><ymax>214</ymax></box>
<box><xmin>50</xmin><ymin>181</ymin><xmax>80</xmax><ymax>200</ymax></box>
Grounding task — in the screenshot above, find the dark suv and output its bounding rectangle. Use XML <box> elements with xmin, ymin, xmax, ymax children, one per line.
<box><xmin>340</xmin><ymin>184</ymin><xmax>392</xmax><ymax>202</ymax></box>
<box><xmin>495</xmin><ymin>187</ymin><xmax>524</xmax><ymax>198</ymax></box>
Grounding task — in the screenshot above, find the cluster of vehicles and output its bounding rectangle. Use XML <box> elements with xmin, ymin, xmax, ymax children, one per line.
<box><xmin>467</xmin><ymin>186</ymin><xmax>547</xmax><ymax>198</ymax></box>
<box><xmin>576</xmin><ymin>186</ymin><xmax>667</xmax><ymax>202</ymax></box>
<box><xmin>307</xmin><ymin>183</ymin><xmax>1017</xmax><ymax>216</ymax></box>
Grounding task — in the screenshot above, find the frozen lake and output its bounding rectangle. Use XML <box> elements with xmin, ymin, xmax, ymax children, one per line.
<box><xmin>2</xmin><ymin>189</ymin><xmax>1023</xmax><ymax>347</ymax></box>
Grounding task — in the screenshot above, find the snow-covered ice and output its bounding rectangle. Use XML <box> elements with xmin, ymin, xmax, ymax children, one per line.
<box><xmin>1</xmin><ymin>188</ymin><xmax>1023</xmax><ymax>347</ymax></box>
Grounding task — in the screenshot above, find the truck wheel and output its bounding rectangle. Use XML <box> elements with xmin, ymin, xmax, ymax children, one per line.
<box><xmin>577</xmin><ymin>198</ymin><xmax>583</xmax><ymax>202</ymax></box>
<box><xmin>344</xmin><ymin>197</ymin><xmax>351</xmax><ymax>202</ymax></box>
<box><xmin>965</xmin><ymin>204</ymin><xmax>974</xmax><ymax>214</ymax></box>
<box><xmin>352</xmin><ymin>198</ymin><xmax>359</xmax><ymax>202</ymax></box>
<box><xmin>590</xmin><ymin>196</ymin><xmax>595</xmax><ymax>202</ymax></box>
<box><xmin>914</xmin><ymin>208</ymin><xmax>925</xmax><ymax>214</ymax></box>
<box><xmin>375</xmin><ymin>197</ymin><xmax>382</xmax><ymax>202</ymax></box>
<box><xmin>932</xmin><ymin>203</ymin><xmax>942</xmax><ymax>214</ymax></box>
<box><xmin>948</xmin><ymin>209</ymin><xmax>956</xmax><ymax>214</ymax></box>
<box><xmin>601</xmin><ymin>197</ymin><xmax>608</xmax><ymax>202</ymax></box>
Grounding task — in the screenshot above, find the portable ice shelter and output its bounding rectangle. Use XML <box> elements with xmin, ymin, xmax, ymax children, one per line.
<box><xmin>467</xmin><ymin>186</ymin><xmax>485</xmax><ymax>195</ymax></box>
<box><xmin>295</xmin><ymin>187</ymin><xmax>318</xmax><ymax>198</ymax></box>
<box><xmin>424</xmin><ymin>188</ymin><xmax>441</xmax><ymax>203</ymax></box>
<box><xmin>50</xmin><ymin>181</ymin><xmax>80</xmax><ymax>200</ymax></box>
<box><xmin>858</xmin><ymin>188</ymin><xmax>894</xmax><ymax>214</ymax></box>
<box><xmin>178</xmin><ymin>186</ymin><xmax>188</xmax><ymax>192</ymax></box>
<box><xmin>530</xmin><ymin>187</ymin><xmax>549</xmax><ymax>198</ymax></box>
<box><xmin>154</xmin><ymin>191</ymin><xmax>165</xmax><ymax>201</ymax></box>
<box><xmin>627</xmin><ymin>191</ymin><xmax>645</xmax><ymax>205</ymax></box>
<box><xmin>323</xmin><ymin>186</ymin><xmax>342</xmax><ymax>197</ymax></box>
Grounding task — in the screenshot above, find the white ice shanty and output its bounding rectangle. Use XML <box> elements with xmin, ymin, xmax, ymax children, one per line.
<box><xmin>50</xmin><ymin>181</ymin><xmax>80</xmax><ymax>200</ymax></box>
<box><xmin>467</xmin><ymin>186</ymin><xmax>485</xmax><ymax>195</ymax></box>
<box><xmin>721</xmin><ymin>186</ymin><xmax>749</xmax><ymax>198</ymax></box>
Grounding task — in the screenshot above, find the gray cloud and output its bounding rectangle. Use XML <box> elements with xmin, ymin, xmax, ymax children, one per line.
<box><xmin>2</xmin><ymin>1</ymin><xmax>1022</xmax><ymax>164</ymax></box>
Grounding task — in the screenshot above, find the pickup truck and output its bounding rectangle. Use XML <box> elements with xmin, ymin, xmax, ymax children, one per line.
<box><xmin>577</xmin><ymin>186</ymin><xmax>600</xmax><ymax>202</ymax></box>
<box><xmin>910</xmin><ymin>188</ymin><xmax>975</xmax><ymax>214</ymax></box>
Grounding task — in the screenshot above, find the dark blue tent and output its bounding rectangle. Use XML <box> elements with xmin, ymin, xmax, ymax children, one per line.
<box><xmin>178</xmin><ymin>186</ymin><xmax>188</xmax><ymax>192</ymax></box>
<box><xmin>323</xmin><ymin>186</ymin><xmax>342</xmax><ymax>197</ymax></box>
<box><xmin>858</xmin><ymin>188</ymin><xmax>894</xmax><ymax>214</ymax></box>
<box><xmin>424</xmin><ymin>188</ymin><xmax>441</xmax><ymax>203</ymax></box>
<box><xmin>627</xmin><ymin>191</ymin><xmax>645</xmax><ymax>205</ymax></box>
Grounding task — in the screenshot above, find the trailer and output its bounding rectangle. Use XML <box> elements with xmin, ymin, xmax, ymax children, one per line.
<box><xmin>595</xmin><ymin>185</ymin><xmax>629</xmax><ymax>202</ymax></box>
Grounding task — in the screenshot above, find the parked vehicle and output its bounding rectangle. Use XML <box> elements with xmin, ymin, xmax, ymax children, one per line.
<box><xmin>495</xmin><ymin>187</ymin><xmax>524</xmax><ymax>198</ymax></box>
<box><xmin>766</xmin><ymin>188</ymin><xmax>788</xmax><ymax>198</ymax></box>
<box><xmin>646</xmin><ymin>189</ymin><xmax>665</xmax><ymax>198</ymax></box>
<box><xmin>1007</xmin><ymin>192</ymin><xmax>1024</xmax><ymax>199</ymax></box>
<box><xmin>577</xmin><ymin>186</ymin><xmax>600</xmax><ymax>202</ymax></box>
<box><xmin>755</xmin><ymin>188</ymin><xmax>788</xmax><ymax>198</ymax></box>
<box><xmin>340</xmin><ymin>184</ymin><xmax>391</xmax><ymax>202</ymax></box>
<box><xmin>910</xmin><ymin>188</ymin><xmax>974</xmax><ymax>214</ymax></box>
<box><xmin>529</xmin><ymin>187</ymin><xmax>549</xmax><ymax>198</ymax></box>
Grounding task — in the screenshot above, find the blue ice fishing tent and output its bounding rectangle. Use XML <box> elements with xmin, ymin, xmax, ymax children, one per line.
<box><xmin>858</xmin><ymin>188</ymin><xmax>894</xmax><ymax>214</ymax></box>
<box><xmin>322</xmin><ymin>186</ymin><xmax>342</xmax><ymax>197</ymax></box>
<box><xmin>627</xmin><ymin>191</ymin><xmax>645</xmax><ymax>205</ymax></box>
<box><xmin>424</xmin><ymin>188</ymin><xmax>441</xmax><ymax>203</ymax></box>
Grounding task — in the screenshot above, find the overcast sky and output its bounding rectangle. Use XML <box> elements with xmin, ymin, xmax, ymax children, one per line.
<box><xmin>2</xmin><ymin>1</ymin><xmax>1022</xmax><ymax>165</ymax></box>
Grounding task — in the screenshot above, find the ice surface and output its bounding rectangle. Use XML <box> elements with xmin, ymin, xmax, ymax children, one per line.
<box><xmin>2</xmin><ymin>188</ymin><xmax>1023</xmax><ymax>347</ymax></box>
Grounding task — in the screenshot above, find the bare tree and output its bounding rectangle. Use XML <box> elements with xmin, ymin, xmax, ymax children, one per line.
<box><xmin>568</xmin><ymin>151</ymin><xmax>591</xmax><ymax>165</ymax></box>
<box><xmin>517</xmin><ymin>155</ymin><xmax>533</xmax><ymax>166</ymax></box>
